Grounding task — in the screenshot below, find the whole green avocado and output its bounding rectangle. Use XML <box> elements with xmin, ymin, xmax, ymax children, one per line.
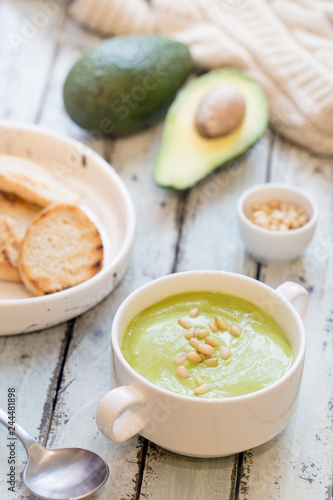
<box><xmin>63</xmin><ymin>35</ymin><xmax>194</xmax><ymax>137</ymax></box>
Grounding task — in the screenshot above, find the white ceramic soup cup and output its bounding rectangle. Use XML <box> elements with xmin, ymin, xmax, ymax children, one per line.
<box><xmin>237</xmin><ymin>183</ymin><xmax>318</xmax><ymax>263</ymax></box>
<box><xmin>96</xmin><ymin>271</ymin><xmax>308</xmax><ymax>458</ymax></box>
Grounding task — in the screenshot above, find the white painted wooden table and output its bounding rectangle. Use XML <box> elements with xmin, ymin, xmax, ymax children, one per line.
<box><xmin>0</xmin><ymin>2</ymin><xmax>332</xmax><ymax>499</ymax></box>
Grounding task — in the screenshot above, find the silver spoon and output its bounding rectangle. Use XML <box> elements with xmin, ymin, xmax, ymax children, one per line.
<box><xmin>0</xmin><ymin>407</ymin><xmax>109</xmax><ymax>499</ymax></box>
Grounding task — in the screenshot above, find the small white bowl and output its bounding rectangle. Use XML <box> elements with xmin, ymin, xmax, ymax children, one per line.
<box><xmin>237</xmin><ymin>183</ymin><xmax>318</xmax><ymax>263</ymax></box>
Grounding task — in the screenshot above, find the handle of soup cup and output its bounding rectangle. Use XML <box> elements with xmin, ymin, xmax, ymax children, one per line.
<box><xmin>96</xmin><ymin>385</ymin><xmax>146</xmax><ymax>442</ymax></box>
<box><xmin>275</xmin><ymin>281</ymin><xmax>309</xmax><ymax>318</ymax></box>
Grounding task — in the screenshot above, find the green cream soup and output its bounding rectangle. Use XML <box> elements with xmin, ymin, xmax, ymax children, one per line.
<box><xmin>122</xmin><ymin>291</ymin><xmax>293</xmax><ymax>398</ymax></box>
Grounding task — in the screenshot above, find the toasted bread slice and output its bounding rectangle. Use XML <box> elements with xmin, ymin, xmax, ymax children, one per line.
<box><xmin>0</xmin><ymin>192</ymin><xmax>41</xmax><ymax>282</ymax></box>
<box><xmin>18</xmin><ymin>204</ymin><xmax>104</xmax><ymax>295</ymax></box>
<box><xmin>0</xmin><ymin>155</ymin><xmax>79</xmax><ymax>207</ymax></box>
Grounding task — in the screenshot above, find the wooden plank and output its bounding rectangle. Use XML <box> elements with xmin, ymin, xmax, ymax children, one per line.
<box><xmin>41</xmin><ymin>123</ymin><xmax>183</xmax><ymax>499</ymax></box>
<box><xmin>176</xmin><ymin>131</ymin><xmax>273</xmax><ymax>275</ymax></box>
<box><xmin>238</xmin><ymin>137</ymin><xmax>333</xmax><ymax>499</ymax></box>
<box><xmin>109</xmin><ymin>123</ymin><xmax>182</xmax><ymax>286</ymax></box>
<box><xmin>36</xmin><ymin>11</ymin><xmax>184</xmax><ymax>492</ymax></box>
<box><xmin>0</xmin><ymin>0</ymin><xmax>66</xmax><ymax>122</ymax></box>
<box><xmin>41</xmin><ymin>302</ymin><xmax>144</xmax><ymax>500</ymax></box>
<box><xmin>139</xmin><ymin>132</ymin><xmax>273</xmax><ymax>499</ymax></box>
<box><xmin>141</xmin><ymin>443</ymin><xmax>239</xmax><ymax>500</ymax></box>
<box><xmin>0</xmin><ymin>2</ymin><xmax>72</xmax><ymax>499</ymax></box>
<box><xmin>0</xmin><ymin>325</ymin><xmax>72</xmax><ymax>499</ymax></box>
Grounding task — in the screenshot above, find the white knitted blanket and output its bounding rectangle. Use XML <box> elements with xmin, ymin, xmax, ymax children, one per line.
<box><xmin>70</xmin><ymin>0</ymin><xmax>333</xmax><ymax>156</ymax></box>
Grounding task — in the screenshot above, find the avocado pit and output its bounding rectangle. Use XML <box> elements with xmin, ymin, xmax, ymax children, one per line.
<box><xmin>195</xmin><ymin>84</ymin><xmax>246</xmax><ymax>139</ymax></box>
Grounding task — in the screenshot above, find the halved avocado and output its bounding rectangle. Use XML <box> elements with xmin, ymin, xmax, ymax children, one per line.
<box><xmin>154</xmin><ymin>69</ymin><xmax>269</xmax><ymax>190</ymax></box>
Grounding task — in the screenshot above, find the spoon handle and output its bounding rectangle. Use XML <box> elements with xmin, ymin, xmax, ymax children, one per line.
<box><xmin>0</xmin><ymin>406</ymin><xmax>38</xmax><ymax>453</ymax></box>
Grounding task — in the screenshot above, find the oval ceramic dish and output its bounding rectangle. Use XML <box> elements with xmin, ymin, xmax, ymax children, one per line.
<box><xmin>0</xmin><ymin>121</ymin><xmax>135</xmax><ymax>335</ymax></box>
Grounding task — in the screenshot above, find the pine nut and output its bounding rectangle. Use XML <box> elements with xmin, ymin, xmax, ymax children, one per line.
<box><xmin>220</xmin><ymin>346</ymin><xmax>231</xmax><ymax>359</ymax></box>
<box><xmin>215</xmin><ymin>316</ymin><xmax>229</xmax><ymax>331</ymax></box>
<box><xmin>195</xmin><ymin>375</ymin><xmax>205</xmax><ymax>386</ymax></box>
<box><xmin>290</xmin><ymin>218</ymin><xmax>300</xmax><ymax>229</ymax></box>
<box><xmin>195</xmin><ymin>328</ymin><xmax>201</xmax><ymax>337</ymax></box>
<box><xmin>261</xmin><ymin>205</ymin><xmax>271</xmax><ymax>214</ymax></box>
<box><xmin>203</xmin><ymin>357</ymin><xmax>218</xmax><ymax>367</ymax></box>
<box><xmin>205</xmin><ymin>337</ymin><xmax>219</xmax><ymax>348</ymax></box>
<box><xmin>197</xmin><ymin>343</ymin><xmax>214</xmax><ymax>356</ymax></box>
<box><xmin>299</xmin><ymin>214</ymin><xmax>308</xmax><ymax>225</ymax></box>
<box><xmin>174</xmin><ymin>352</ymin><xmax>188</xmax><ymax>365</ymax></box>
<box><xmin>187</xmin><ymin>351</ymin><xmax>202</xmax><ymax>363</ymax></box>
<box><xmin>176</xmin><ymin>366</ymin><xmax>190</xmax><ymax>379</ymax></box>
<box><xmin>190</xmin><ymin>338</ymin><xmax>199</xmax><ymax>349</ymax></box>
<box><xmin>230</xmin><ymin>324</ymin><xmax>242</xmax><ymax>337</ymax></box>
<box><xmin>272</xmin><ymin>209</ymin><xmax>284</xmax><ymax>221</ymax></box>
<box><xmin>253</xmin><ymin>210</ymin><xmax>267</xmax><ymax>218</ymax></box>
<box><xmin>184</xmin><ymin>327</ymin><xmax>195</xmax><ymax>340</ymax></box>
<box><xmin>194</xmin><ymin>383</ymin><xmax>211</xmax><ymax>395</ymax></box>
<box><xmin>255</xmin><ymin>216</ymin><xmax>269</xmax><ymax>228</ymax></box>
<box><xmin>178</xmin><ymin>318</ymin><xmax>191</xmax><ymax>329</ymax></box>
<box><xmin>269</xmin><ymin>199</ymin><xmax>280</xmax><ymax>209</ymax></box>
<box><xmin>208</xmin><ymin>321</ymin><xmax>218</xmax><ymax>332</ymax></box>
<box><xmin>188</xmin><ymin>307</ymin><xmax>199</xmax><ymax>318</ymax></box>
<box><xmin>198</xmin><ymin>352</ymin><xmax>210</xmax><ymax>361</ymax></box>
<box><xmin>249</xmin><ymin>200</ymin><xmax>309</xmax><ymax>231</ymax></box>
<box><xmin>196</xmin><ymin>328</ymin><xmax>210</xmax><ymax>339</ymax></box>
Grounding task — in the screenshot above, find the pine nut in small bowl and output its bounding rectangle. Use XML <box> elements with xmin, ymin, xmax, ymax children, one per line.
<box><xmin>237</xmin><ymin>183</ymin><xmax>318</xmax><ymax>263</ymax></box>
<box><xmin>96</xmin><ymin>270</ymin><xmax>308</xmax><ymax>457</ymax></box>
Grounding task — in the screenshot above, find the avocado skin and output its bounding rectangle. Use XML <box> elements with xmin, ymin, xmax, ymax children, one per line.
<box><xmin>63</xmin><ymin>35</ymin><xmax>194</xmax><ymax>137</ymax></box>
<box><xmin>154</xmin><ymin>69</ymin><xmax>269</xmax><ymax>190</ymax></box>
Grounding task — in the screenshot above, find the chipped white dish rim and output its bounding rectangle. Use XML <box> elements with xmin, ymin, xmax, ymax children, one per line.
<box><xmin>0</xmin><ymin>121</ymin><xmax>135</xmax><ymax>335</ymax></box>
